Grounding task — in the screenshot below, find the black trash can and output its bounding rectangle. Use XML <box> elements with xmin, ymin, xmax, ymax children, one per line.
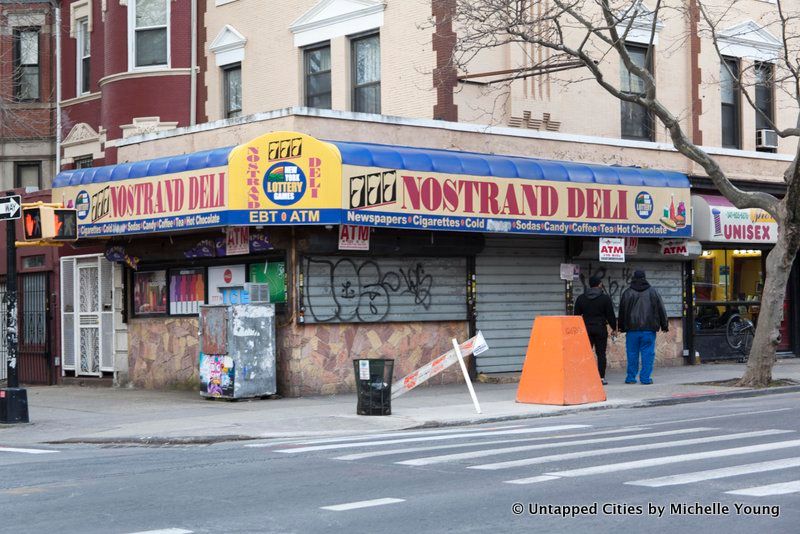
<box><xmin>353</xmin><ymin>359</ymin><xmax>394</xmax><ymax>416</ymax></box>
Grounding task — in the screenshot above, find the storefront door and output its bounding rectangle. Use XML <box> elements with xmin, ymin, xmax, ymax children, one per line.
<box><xmin>60</xmin><ymin>255</ymin><xmax>115</xmax><ymax>376</ymax></box>
<box><xmin>475</xmin><ymin>236</ymin><xmax>566</xmax><ymax>373</ymax></box>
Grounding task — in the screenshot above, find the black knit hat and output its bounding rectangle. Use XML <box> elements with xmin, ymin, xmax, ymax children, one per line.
<box><xmin>633</xmin><ymin>270</ymin><xmax>646</xmax><ymax>280</ymax></box>
<box><xmin>589</xmin><ymin>276</ymin><xmax>602</xmax><ymax>288</ymax></box>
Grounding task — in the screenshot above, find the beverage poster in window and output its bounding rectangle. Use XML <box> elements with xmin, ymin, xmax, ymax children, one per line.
<box><xmin>249</xmin><ymin>261</ymin><xmax>287</xmax><ymax>303</ymax></box>
<box><xmin>133</xmin><ymin>270</ymin><xmax>167</xmax><ymax>315</ymax></box>
<box><xmin>208</xmin><ymin>264</ymin><xmax>246</xmax><ymax>304</ymax></box>
<box><xmin>169</xmin><ymin>268</ymin><xmax>205</xmax><ymax>315</ymax></box>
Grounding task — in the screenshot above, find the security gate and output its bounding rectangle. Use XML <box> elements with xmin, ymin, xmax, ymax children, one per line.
<box><xmin>17</xmin><ymin>272</ymin><xmax>52</xmax><ymax>384</ymax></box>
<box><xmin>475</xmin><ymin>236</ymin><xmax>566</xmax><ymax>373</ymax></box>
<box><xmin>0</xmin><ymin>281</ymin><xmax>6</xmax><ymax>382</ymax></box>
<box><xmin>61</xmin><ymin>255</ymin><xmax>115</xmax><ymax>376</ymax></box>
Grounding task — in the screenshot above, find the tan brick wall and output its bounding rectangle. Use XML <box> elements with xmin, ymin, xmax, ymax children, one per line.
<box><xmin>128</xmin><ymin>317</ymin><xmax>200</xmax><ymax>389</ymax></box>
<box><xmin>127</xmin><ymin>313</ymin><xmax>469</xmax><ymax>396</ymax></box>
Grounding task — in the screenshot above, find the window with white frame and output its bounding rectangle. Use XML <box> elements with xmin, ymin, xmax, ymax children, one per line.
<box><xmin>620</xmin><ymin>44</ymin><xmax>653</xmax><ymax>141</ymax></box>
<box><xmin>755</xmin><ymin>62</ymin><xmax>776</xmax><ymax>152</ymax></box>
<box><xmin>223</xmin><ymin>63</ymin><xmax>242</xmax><ymax>118</ymax></box>
<box><xmin>720</xmin><ymin>57</ymin><xmax>740</xmax><ymax>149</ymax></box>
<box><xmin>305</xmin><ymin>44</ymin><xmax>331</xmax><ymax>109</ymax></box>
<box><xmin>14</xmin><ymin>162</ymin><xmax>41</xmax><ymax>189</ymax></box>
<box><xmin>351</xmin><ymin>33</ymin><xmax>380</xmax><ymax>114</ymax></box>
<box><xmin>76</xmin><ymin>18</ymin><xmax>90</xmax><ymax>94</ymax></box>
<box><xmin>130</xmin><ymin>0</ymin><xmax>169</xmax><ymax>68</ymax></box>
<box><xmin>13</xmin><ymin>28</ymin><xmax>40</xmax><ymax>101</ymax></box>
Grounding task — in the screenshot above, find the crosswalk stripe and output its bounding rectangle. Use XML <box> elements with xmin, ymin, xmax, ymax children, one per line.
<box><xmin>396</xmin><ymin>427</ymin><xmax>716</xmax><ymax>467</ymax></box>
<box><xmin>645</xmin><ymin>408</ymin><xmax>793</xmax><ymax>427</ymax></box>
<box><xmin>125</xmin><ymin>529</ymin><xmax>193</xmax><ymax>534</ymax></box>
<box><xmin>472</xmin><ymin>430</ymin><xmax>792</xmax><ymax>471</ymax></box>
<box><xmin>334</xmin><ymin>427</ymin><xmax>647</xmax><ymax>461</ymax></box>
<box><xmin>536</xmin><ymin>438</ymin><xmax>800</xmax><ymax>480</ymax></box>
<box><xmin>320</xmin><ymin>498</ymin><xmax>405</xmax><ymax>511</ymax></box>
<box><xmin>273</xmin><ymin>424</ymin><xmax>590</xmax><ymax>454</ymax></box>
<box><xmin>258</xmin><ymin>425</ymin><xmax>526</xmax><ymax>447</ymax></box>
<box><xmin>727</xmin><ymin>480</ymin><xmax>800</xmax><ymax>496</ymax></box>
<box><xmin>626</xmin><ymin>456</ymin><xmax>800</xmax><ymax>487</ymax></box>
<box><xmin>0</xmin><ymin>447</ymin><xmax>58</xmax><ymax>455</ymax></box>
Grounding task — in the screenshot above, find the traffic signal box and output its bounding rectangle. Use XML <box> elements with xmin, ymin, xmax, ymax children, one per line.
<box><xmin>22</xmin><ymin>206</ymin><xmax>78</xmax><ymax>242</ymax></box>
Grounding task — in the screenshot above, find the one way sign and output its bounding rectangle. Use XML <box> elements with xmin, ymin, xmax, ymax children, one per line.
<box><xmin>0</xmin><ymin>195</ymin><xmax>22</xmax><ymax>221</ymax></box>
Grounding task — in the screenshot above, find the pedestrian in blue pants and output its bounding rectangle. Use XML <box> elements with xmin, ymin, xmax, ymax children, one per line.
<box><xmin>618</xmin><ymin>270</ymin><xmax>668</xmax><ymax>384</ymax></box>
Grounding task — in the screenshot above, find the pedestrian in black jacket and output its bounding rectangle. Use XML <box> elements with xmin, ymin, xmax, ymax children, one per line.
<box><xmin>574</xmin><ymin>276</ymin><xmax>617</xmax><ymax>385</ymax></box>
<box><xmin>618</xmin><ymin>270</ymin><xmax>669</xmax><ymax>385</ymax></box>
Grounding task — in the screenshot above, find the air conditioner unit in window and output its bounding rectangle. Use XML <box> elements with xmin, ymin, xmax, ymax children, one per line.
<box><xmin>244</xmin><ymin>283</ymin><xmax>271</xmax><ymax>303</ymax></box>
<box><xmin>756</xmin><ymin>129</ymin><xmax>778</xmax><ymax>149</ymax></box>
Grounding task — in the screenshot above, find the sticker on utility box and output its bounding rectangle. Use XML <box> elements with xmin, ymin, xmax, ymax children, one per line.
<box><xmin>358</xmin><ymin>360</ymin><xmax>371</xmax><ymax>380</ymax></box>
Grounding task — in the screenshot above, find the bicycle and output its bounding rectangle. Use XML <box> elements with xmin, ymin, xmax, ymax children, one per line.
<box><xmin>725</xmin><ymin>313</ymin><xmax>754</xmax><ymax>362</ymax></box>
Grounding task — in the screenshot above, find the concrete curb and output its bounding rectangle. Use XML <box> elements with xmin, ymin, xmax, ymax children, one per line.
<box><xmin>46</xmin><ymin>435</ymin><xmax>260</xmax><ymax>446</ymax></box>
<box><xmin>409</xmin><ymin>384</ymin><xmax>800</xmax><ymax>430</ymax></box>
<box><xmin>40</xmin><ymin>384</ymin><xmax>800</xmax><ymax>446</ymax></box>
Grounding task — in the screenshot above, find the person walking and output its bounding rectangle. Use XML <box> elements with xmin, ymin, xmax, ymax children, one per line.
<box><xmin>574</xmin><ymin>276</ymin><xmax>617</xmax><ymax>385</ymax></box>
<box><xmin>618</xmin><ymin>270</ymin><xmax>669</xmax><ymax>385</ymax></box>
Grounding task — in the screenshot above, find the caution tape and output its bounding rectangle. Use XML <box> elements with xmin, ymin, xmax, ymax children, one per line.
<box><xmin>391</xmin><ymin>331</ymin><xmax>488</xmax><ymax>399</ymax></box>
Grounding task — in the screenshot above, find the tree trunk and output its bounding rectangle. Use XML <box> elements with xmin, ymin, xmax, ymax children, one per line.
<box><xmin>737</xmin><ymin>220</ymin><xmax>800</xmax><ymax>387</ymax></box>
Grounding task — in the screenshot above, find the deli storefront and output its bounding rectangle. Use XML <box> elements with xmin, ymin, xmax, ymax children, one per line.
<box><xmin>52</xmin><ymin>131</ymin><xmax>693</xmax><ymax>395</ymax></box>
<box><xmin>689</xmin><ymin>194</ymin><xmax>795</xmax><ymax>360</ymax></box>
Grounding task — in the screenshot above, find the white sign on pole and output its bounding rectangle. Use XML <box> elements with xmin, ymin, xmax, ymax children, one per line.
<box><xmin>391</xmin><ymin>332</ymin><xmax>488</xmax><ymax>399</ymax></box>
<box><xmin>338</xmin><ymin>225</ymin><xmax>370</xmax><ymax>251</ymax></box>
<box><xmin>452</xmin><ymin>338</ymin><xmax>482</xmax><ymax>414</ymax></box>
<box><xmin>226</xmin><ymin>227</ymin><xmax>250</xmax><ymax>255</ymax></box>
<box><xmin>599</xmin><ymin>237</ymin><xmax>625</xmax><ymax>263</ymax></box>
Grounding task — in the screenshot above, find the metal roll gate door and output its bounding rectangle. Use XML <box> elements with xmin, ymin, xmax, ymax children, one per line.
<box><xmin>475</xmin><ymin>236</ymin><xmax>566</xmax><ymax>373</ymax></box>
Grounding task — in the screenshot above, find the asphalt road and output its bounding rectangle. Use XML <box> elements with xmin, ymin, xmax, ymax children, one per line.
<box><xmin>2</xmin><ymin>393</ymin><xmax>800</xmax><ymax>534</ymax></box>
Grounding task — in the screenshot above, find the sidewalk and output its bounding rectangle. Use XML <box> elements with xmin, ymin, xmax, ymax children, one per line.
<box><xmin>2</xmin><ymin>360</ymin><xmax>800</xmax><ymax>446</ymax></box>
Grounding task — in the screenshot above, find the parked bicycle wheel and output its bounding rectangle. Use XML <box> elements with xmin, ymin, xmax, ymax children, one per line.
<box><xmin>726</xmin><ymin>314</ymin><xmax>750</xmax><ymax>351</ymax></box>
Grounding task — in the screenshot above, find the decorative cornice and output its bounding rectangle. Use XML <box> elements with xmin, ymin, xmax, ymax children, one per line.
<box><xmin>99</xmin><ymin>68</ymin><xmax>191</xmax><ymax>87</ymax></box>
<box><xmin>61</xmin><ymin>92</ymin><xmax>102</xmax><ymax>107</ymax></box>
<box><xmin>63</xmin><ymin>122</ymin><xmax>101</xmax><ymax>147</ymax></box>
<box><xmin>290</xmin><ymin>0</ymin><xmax>385</xmax><ymax>34</ymax></box>
<box><xmin>209</xmin><ymin>24</ymin><xmax>247</xmax><ymax>54</ymax></box>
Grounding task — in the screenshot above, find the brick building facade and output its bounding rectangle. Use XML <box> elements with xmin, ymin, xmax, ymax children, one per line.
<box><xmin>0</xmin><ymin>0</ymin><xmax>56</xmax><ymax>190</ymax></box>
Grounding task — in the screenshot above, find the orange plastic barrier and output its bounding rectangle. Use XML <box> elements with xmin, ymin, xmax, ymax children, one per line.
<box><xmin>516</xmin><ymin>316</ymin><xmax>606</xmax><ymax>405</ymax></box>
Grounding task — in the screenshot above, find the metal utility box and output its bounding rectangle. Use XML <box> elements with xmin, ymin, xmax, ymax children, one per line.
<box><xmin>198</xmin><ymin>304</ymin><xmax>277</xmax><ymax>399</ymax></box>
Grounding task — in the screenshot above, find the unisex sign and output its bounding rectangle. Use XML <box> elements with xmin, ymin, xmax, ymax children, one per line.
<box><xmin>343</xmin><ymin>165</ymin><xmax>692</xmax><ymax>237</ymax></box>
<box><xmin>692</xmin><ymin>195</ymin><xmax>777</xmax><ymax>244</ymax></box>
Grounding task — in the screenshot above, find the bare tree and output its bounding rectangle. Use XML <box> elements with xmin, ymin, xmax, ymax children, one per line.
<box><xmin>0</xmin><ymin>1</ymin><xmax>56</xmax><ymax>144</ymax></box>
<box><xmin>452</xmin><ymin>0</ymin><xmax>800</xmax><ymax>387</ymax></box>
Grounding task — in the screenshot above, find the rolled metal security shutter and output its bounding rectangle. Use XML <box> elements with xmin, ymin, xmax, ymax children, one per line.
<box><xmin>302</xmin><ymin>255</ymin><xmax>467</xmax><ymax>323</ymax></box>
<box><xmin>475</xmin><ymin>236</ymin><xmax>566</xmax><ymax>373</ymax></box>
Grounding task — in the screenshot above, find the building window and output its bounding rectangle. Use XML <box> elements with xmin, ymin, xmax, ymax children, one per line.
<box><xmin>304</xmin><ymin>44</ymin><xmax>331</xmax><ymax>109</ymax></box>
<box><xmin>14</xmin><ymin>162</ymin><xmax>41</xmax><ymax>189</ymax></box>
<box><xmin>74</xmin><ymin>155</ymin><xmax>93</xmax><ymax>169</ymax></box>
<box><xmin>222</xmin><ymin>63</ymin><xmax>242</xmax><ymax>118</ymax></box>
<box><xmin>13</xmin><ymin>28</ymin><xmax>40</xmax><ymax>101</ymax></box>
<box><xmin>77</xmin><ymin>18</ymin><xmax>91</xmax><ymax>94</ymax></box>
<box><xmin>131</xmin><ymin>0</ymin><xmax>169</xmax><ymax>68</ymax></box>
<box><xmin>351</xmin><ymin>33</ymin><xmax>380</xmax><ymax>114</ymax></box>
<box><xmin>620</xmin><ymin>44</ymin><xmax>653</xmax><ymax>140</ymax></box>
<box><xmin>755</xmin><ymin>62</ymin><xmax>775</xmax><ymax>152</ymax></box>
<box><xmin>721</xmin><ymin>57</ymin><xmax>740</xmax><ymax>149</ymax></box>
